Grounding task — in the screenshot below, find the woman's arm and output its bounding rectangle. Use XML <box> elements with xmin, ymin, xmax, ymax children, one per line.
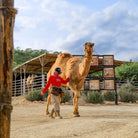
<box><xmin>60</xmin><ymin>77</ymin><xmax>69</xmax><ymax>84</ymax></box>
<box><xmin>41</xmin><ymin>76</ymin><xmax>52</xmax><ymax>95</ymax></box>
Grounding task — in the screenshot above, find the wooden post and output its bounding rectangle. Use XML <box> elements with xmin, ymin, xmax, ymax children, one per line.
<box><xmin>39</xmin><ymin>56</ymin><xmax>47</xmax><ymax>88</ymax></box>
<box><xmin>20</xmin><ymin>67</ymin><xmax>23</xmax><ymax>95</ymax></box>
<box><xmin>14</xmin><ymin>70</ymin><xmax>17</xmax><ymax>97</ymax></box>
<box><xmin>0</xmin><ymin>0</ymin><xmax>17</xmax><ymax>138</ymax></box>
<box><xmin>114</xmin><ymin>56</ymin><xmax>118</xmax><ymax>105</ymax></box>
<box><xmin>23</xmin><ymin>65</ymin><xmax>27</xmax><ymax>95</ymax></box>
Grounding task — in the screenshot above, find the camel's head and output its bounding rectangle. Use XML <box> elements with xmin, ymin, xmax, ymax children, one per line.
<box><xmin>83</xmin><ymin>42</ymin><xmax>95</xmax><ymax>56</ymax></box>
<box><xmin>31</xmin><ymin>74</ymin><xmax>37</xmax><ymax>78</ymax></box>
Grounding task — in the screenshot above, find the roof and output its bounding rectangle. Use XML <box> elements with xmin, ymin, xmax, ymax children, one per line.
<box><xmin>13</xmin><ymin>53</ymin><xmax>57</xmax><ymax>72</ymax></box>
<box><xmin>13</xmin><ymin>53</ymin><xmax>126</xmax><ymax>73</ymax></box>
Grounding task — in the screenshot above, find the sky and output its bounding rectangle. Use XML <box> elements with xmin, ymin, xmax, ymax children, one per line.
<box><xmin>14</xmin><ymin>0</ymin><xmax>138</xmax><ymax>61</ymax></box>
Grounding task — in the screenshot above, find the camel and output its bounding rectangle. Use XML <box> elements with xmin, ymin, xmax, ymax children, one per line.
<box><xmin>26</xmin><ymin>74</ymin><xmax>37</xmax><ymax>93</ymax></box>
<box><xmin>46</xmin><ymin>42</ymin><xmax>95</xmax><ymax>117</ymax></box>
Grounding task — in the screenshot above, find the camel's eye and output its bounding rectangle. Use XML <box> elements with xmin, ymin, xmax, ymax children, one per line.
<box><xmin>84</xmin><ymin>46</ymin><xmax>87</xmax><ymax>50</ymax></box>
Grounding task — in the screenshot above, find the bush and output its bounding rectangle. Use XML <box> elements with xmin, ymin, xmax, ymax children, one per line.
<box><xmin>136</xmin><ymin>94</ymin><xmax>138</xmax><ymax>100</ymax></box>
<box><xmin>61</xmin><ymin>87</ymin><xmax>71</xmax><ymax>103</ymax></box>
<box><xmin>81</xmin><ymin>90</ymin><xmax>89</xmax><ymax>96</ymax></box>
<box><xmin>43</xmin><ymin>90</ymin><xmax>49</xmax><ymax>101</ymax></box>
<box><xmin>119</xmin><ymin>92</ymin><xmax>137</xmax><ymax>103</ymax></box>
<box><xmin>118</xmin><ymin>84</ymin><xmax>138</xmax><ymax>103</ymax></box>
<box><xmin>26</xmin><ymin>89</ymin><xmax>48</xmax><ymax>101</ymax></box>
<box><xmin>26</xmin><ymin>89</ymin><xmax>43</xmax><ymax>101</ymax></box>
<box><xmin>104</xmin><ymin>91</ymin><xmax>115</xmax><ymax>101</ymax></box>
<box><xmin>85</xmin><ymin>91</ymin><xmax>104</xmax><ymax>104</ymax></box>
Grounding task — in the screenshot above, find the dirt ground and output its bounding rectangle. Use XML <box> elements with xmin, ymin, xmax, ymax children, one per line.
<box><xmin>11</xmin><ymin>96</ymin><xmax>138</xmax><ymax>138</ymax></box>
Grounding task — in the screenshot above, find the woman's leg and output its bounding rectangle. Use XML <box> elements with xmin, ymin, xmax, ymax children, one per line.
<box><xmin>51</xmin><ymin>94</ymin><xmax>62</xmax><ymax>119</ymax></box>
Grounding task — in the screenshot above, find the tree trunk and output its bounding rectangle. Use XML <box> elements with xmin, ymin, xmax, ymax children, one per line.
<box><xmin>0</xmin><ymin>0</ymin><xmax>17</xmax><ymax>138</ymax></box>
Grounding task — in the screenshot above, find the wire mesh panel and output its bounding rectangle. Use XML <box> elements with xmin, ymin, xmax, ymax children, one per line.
<box><xmin>12</xmin><ymin>75</ymin><xmax>47</xmax><ymax>96</ymax></box>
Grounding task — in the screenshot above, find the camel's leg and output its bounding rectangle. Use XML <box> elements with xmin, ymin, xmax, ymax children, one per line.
<box><xmin>31</xmin><ymin>84</ymin><xmax>33</xmax><ymax>92</ymax></box>
<box><xmin>28</xmin><ymin>85</ymin><xmax>30</xmax><ymax>94</ymax></box>
<box><xmin>70</xmin><ymin>84</ymin><xmax>80</xmax><ymax>117</ymax></box>
<box><xmin>70</xmin><ymin>80</ymin><xmax>84</xmax><ymax>117</ymax></box>
<box><xmin>75</xmin><ymin>82</ymin><xmax>84</xmax><ymax>115</ymax></box>
<box><xmin>46</xmin><ymin>85</ymin><xmax>52</xmax><ymax>115</ymax></box>
<box><xmin>46</xmin><ymin>94</ymin><xmax>51</xmax><ymax>115</ymax></box>
<box><xmin>73</xmin><ymin>94</ymin><xmax>77</xmax><ymax>114</ymax></box>
<box><xmin>65</xmin><ymin>71</ymin><xmax>80</xmax><ymax>116</ymax></box>
<box><xmin>73</xmin><ymin>91</ymin><xmax>80</xmax><ymax>117</ymax></box>
<box><xmin>27</xmin><ymin>85</ymin><xmax>30</xmax><ymax>93</ymax></box>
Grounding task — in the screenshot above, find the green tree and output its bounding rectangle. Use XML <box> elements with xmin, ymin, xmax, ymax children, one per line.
<box><xmin>13</xmin><ymin>47</ymin><xmax>61</xmax><ymax>68</ymax></box>
<box><xmin>115</xmin><ymin>61</ymin><xmax>138</xmax><ymax>81</ymax></box>
<box><xmin>88</xmin><ymin>60</ymin><xmax>138</xmax><ymax>81</ymax></box>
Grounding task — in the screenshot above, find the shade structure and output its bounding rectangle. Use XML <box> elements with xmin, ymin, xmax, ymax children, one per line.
<box><xmin>13</xmin><ymin>53</ymin><xmax>126</xmax><ymax>73</ymax></box>
<box><xmin>13</xmin><ymin>53</ymin><xmax>57</xmax><ymax>73</ymax></box>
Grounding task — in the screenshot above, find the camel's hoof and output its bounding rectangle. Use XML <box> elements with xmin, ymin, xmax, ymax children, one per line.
<box><xmin>46</xmin><ymin>112</ymin><xmax>50</xmax><ymax>115</ymax></box>
<box><xmin>73</xmin><ymin>114</ymin><xmax>80</xmax><ymax>117</ymax></box>
<box><xmin>49</xmin><ymin>115</ymin><xmax>55</xmax><ymax>119</ymax></box>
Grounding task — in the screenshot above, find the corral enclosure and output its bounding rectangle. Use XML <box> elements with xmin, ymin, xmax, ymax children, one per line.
<box><xmin>12</xmin><ymin>54</ymin><xmax>126</xmax><ymax>96</ymax></box>
<box><xmin>11</xmin><ymin>96</ymin><xmax>138</xmax><ymax>138</ymax></box>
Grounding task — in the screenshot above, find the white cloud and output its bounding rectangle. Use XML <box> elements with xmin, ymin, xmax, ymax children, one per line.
<box><xmin>14</xmin><ymin>0</ymin><xmax>138</xmax><ymax>61</ymax></box>
<box><xmin>15</xmin><ymin>0</ymin><xmax>30</xmax><ymax>11</ymax></box>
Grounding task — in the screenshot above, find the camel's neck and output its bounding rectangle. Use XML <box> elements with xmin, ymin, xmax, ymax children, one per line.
<box><xmin>79</xmin><ymin>54</ymin><xmax>92</xmax><ymax>78</ymax></box>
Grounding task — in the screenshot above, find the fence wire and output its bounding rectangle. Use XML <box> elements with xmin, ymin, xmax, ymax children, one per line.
<box><xmin>12</xmin><ymin>75</ymin><xmax>138</xmax><ymax>97</ymax></box>
<box><xmin>12</xmin><ymin>75</ymin><xmax>47</xmax><ymax>96</ymax></box>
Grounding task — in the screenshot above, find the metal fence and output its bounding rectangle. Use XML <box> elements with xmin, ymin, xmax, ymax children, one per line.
<box><xmin>12</xmin><ymin>75</ymin><xmax>138</xmax><ymax>97</ymax></box>
<box><xmin>12</xmin><ymin>75</ymin><xmax>47</xmax><ymax>96</ymax></box>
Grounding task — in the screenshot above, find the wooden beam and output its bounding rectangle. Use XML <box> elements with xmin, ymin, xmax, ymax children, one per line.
<box><xmin>39</xmin><ymin>56</ymin><xmax>47</xmax><ymax>88</ymax></box>
<box><xmin>0</xmin><ymin>0</ymin><xmax>17</xmax><ymax>138</ymax></box>
<box><xmin>14</xmin><ymin>70</ymin><xmax>17</xmax><ymax>97</ymax></box>
<box><xmin>23</xmin><ymin>65</ymin><xmax>27</xmax><ymax>95</ymax></box>
<box><xmin>20</xmin><ymin>67</ymin><xmax>23</xmax><ymax>95</ymax></box>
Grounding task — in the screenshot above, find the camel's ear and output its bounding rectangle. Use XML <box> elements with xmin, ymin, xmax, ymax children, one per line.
<box><xmin>90</xmin><ymin>43</ymin><xmax>95</xmax><ymax>48</ymax></box>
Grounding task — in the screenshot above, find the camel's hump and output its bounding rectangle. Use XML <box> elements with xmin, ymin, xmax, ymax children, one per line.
<box><xmin>58</xmin><ymin>53</ymin><xmax>73</xmax><ymax>58</ymax></box>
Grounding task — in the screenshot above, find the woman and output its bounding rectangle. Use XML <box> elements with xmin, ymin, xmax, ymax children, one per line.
<box><xmin>41</xmin><ymin>67</ymin><xmax>70</xmax><ymax>119</ymax></box>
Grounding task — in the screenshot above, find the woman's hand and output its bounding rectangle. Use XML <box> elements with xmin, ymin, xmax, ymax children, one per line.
<box><xmin>41</xmin><ymin>91</ymin><xmax>44</xmax><ymax>95</ymax></box>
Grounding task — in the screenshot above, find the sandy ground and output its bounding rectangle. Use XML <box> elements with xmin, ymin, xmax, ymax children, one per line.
<box><xmin>11</xmin><ymin>96</ymin><xmax>138</xmax><ymax>138</ymax></box>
